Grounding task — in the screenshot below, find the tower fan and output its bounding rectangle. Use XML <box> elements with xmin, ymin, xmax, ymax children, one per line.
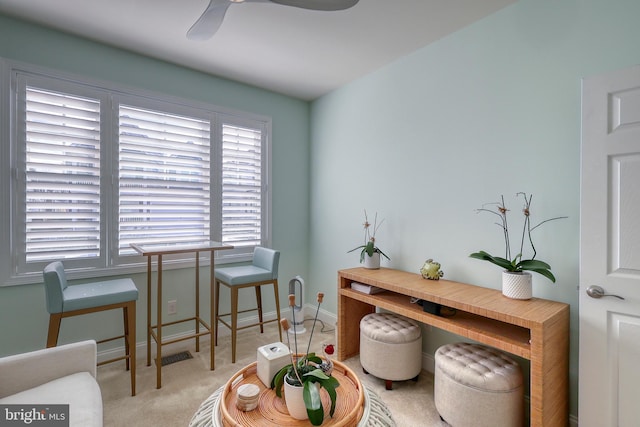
<box><xmin>288</xmin><ymin>275</ymin><xmax>306</xmax><ymax>334</ymax></box>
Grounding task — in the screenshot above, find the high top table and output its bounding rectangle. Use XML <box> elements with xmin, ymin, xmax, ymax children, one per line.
<box><xmin>337</xmin><ymin>267</ymin><xmax>569</xmax><ymax>427</ymax></box>
<box><xmin>131</xmin><ymin>241</ymin><xmax>233</xmax><ymax>389</ymax></box>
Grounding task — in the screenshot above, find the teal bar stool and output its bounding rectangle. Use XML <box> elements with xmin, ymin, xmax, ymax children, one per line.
<box><xmin>214</xmin><ymin>247</ymin><xmax>282</xmax><ymax>363</ymax></box>
<box><xmin>43</xmin><ymin>261</ymin><xmax>138</xmax><ymax>396</ymax></box>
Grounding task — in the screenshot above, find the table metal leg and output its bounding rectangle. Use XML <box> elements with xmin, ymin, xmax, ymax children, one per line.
<box><xmin>196</xmin><ymin>252</ymin><xmax>200</xmax><ymax>353</ymax></box>
<box><xmin>210</xmin><ymin>258</ymin><xmax>215</xmax><ymax>370</ymax></box>
<box><xmin>146</xmin><ymin>256</ymin><xmax>152</xmax><ymax>367</ymax></box>
<box><xmin>156</xmin><ymin>254</ymin><xmax>163</xmax><ymax>389</ymax></box>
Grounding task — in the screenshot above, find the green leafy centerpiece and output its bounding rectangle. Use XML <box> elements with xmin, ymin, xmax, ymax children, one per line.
<box><xmin>271</xmin><ymin>292</ymin><xmax>340</xmax><ymax>425</ymax></box>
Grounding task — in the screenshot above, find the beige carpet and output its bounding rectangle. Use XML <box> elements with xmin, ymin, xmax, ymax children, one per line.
<box><xmin>97</xmin><ymin>323</ymin><xmax>447</xmax><ymax>426</ymax></box>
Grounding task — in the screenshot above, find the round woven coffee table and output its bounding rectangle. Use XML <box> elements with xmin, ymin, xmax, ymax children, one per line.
<box><xmin>189</xmin><ymin>360</ymin><xmax>395</xmax><ymax>427</ymax></box>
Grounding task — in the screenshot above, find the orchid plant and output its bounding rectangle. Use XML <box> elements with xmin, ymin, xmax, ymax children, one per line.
<box><xmin>271</xmin><ymin>292</ymin><xmax>340</xmax><ymax>426</ymax></box>
<box><xmin>469</xmin><ymin>192</ymin><xmax>567</xmax><ymax>282</ymax></box>
<box><xmin>348</xmin><ymin>210</ymin><xmax>390</xmax><ymax>263</ymax></box>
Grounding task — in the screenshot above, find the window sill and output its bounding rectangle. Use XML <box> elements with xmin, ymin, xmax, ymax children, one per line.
<box><xmin>2</xmin><ymin>253</ymin><xmax>252</xmax><ymax>287</ymax></box>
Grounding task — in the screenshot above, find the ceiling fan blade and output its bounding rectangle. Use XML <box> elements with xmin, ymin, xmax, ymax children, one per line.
<box><xmin>187</xmin><ymin>0</ymin><xmax>232</xmax><ymax>41</ymax></box>
<box><xmin>268</xmin><ymin>0</ymin><xmax>359</xmax><ymax>11</ymax></box>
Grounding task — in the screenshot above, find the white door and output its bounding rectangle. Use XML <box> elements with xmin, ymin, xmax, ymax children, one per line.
<box><xmin>580</xmin><ymin>64</ymin><xmax>640</xmax><ymax>427</ymax></box>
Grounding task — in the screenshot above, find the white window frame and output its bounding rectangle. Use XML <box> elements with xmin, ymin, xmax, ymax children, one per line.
<box><xmin>2</xmin><ymin>59</ymin><xmax>272</xmax><ymax>285</ymax></box>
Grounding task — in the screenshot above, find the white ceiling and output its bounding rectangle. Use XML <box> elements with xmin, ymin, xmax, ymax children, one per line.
<box><xmin>0</xmin><ymin>0</ymin><xmax>514</xmax><ymax>100</ymax></box>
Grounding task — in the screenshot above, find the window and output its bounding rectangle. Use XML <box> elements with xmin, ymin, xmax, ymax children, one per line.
<box><xmin>6</xmin><ymin>63</ymin><xmax>271</xmax><ymax>282</ymax></box>
<box><xmin>23</xmin><ymin>86</ymin><xmax>102</xmax><ymax>264</ymax></box>
<box><xmin>221</xmin><ymin>123</ymin><xmax>263</xmax><ymax>248</ymax></box>
<box><xmin>117</xmin><ymin>104</ymin><xmax>211</xmax><ymax>255</ymax></box>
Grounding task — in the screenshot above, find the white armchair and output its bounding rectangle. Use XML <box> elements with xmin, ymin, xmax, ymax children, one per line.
<box><xmin>0</xmin><ymin>340</ymin><xmax>103</xmax><ymax>427</ymax></box>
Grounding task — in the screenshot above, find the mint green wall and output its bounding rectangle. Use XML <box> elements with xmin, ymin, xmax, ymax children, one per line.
<box><xmin>0</xmin><ymin>15</ymin><xmax>310</xmax><ymax>355</ymax></box>
<box><xmin>4</xmin><ymin>0</ymin><xmax>640</xmax><ymax>420</ymax></box>
<box><xmin>309</xmin><ymin>0</ymin><xmax>640</xmax><ymax>420</ymax></box>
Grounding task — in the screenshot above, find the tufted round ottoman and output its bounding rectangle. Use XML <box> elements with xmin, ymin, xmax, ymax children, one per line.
<box><xmin>434</xmin><ymin>342</ymin><xmax>523</xmax><ymax>427</ymax></box>
<box><xmin>359</xmin><ymin>312</ymin><xmax>422</xmax><ymax>390</ymax></box>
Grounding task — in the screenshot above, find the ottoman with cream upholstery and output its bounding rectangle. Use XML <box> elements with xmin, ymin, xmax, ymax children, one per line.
<box><xmin>434</xmin><ymin>342</ymin><xmax>523</xmax><ymax>427</ymax></box>
<box><xmin>359</xmin><ymin>312</ymin><xmax>422</xmax><ymax>390</ymax></box>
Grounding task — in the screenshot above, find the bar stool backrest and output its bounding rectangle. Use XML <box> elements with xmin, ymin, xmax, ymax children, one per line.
<box><xmin>253</xmin><ymin>247</ymin><xmax>280</xmax><ymax>279</ymax></box>
<box><xmin>43</xmin><ymin>261</ymin><xmax>68</xmax><ymax>314</ymax></box>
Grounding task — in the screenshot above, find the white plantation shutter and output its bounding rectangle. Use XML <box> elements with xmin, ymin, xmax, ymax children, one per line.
<box><xmin>118</xmin><ymin>105</ymin><xmax>211</xmax><ymax>254</ymax></box>
<box><xmin>221</xmin><ymin>123</ymin><xmax>263</xmax><ymax>247</ymax></box>
<box><xmin>8</xmin><ymin>64</ymin><xmax>270</xmax><ymax>281</ymax></box>
<box><xmin>23</xmin><ymin>86</ymin><xmax>102</xmax><ymax>263</ymax></box>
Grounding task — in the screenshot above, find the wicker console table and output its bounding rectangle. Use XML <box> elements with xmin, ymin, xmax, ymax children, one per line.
<box><xmin>337</xmin><ymin>267</ymin><xmax>570</xmax><ymax>427</ymax></box>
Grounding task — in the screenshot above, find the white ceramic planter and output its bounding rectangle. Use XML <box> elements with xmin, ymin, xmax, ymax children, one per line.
<box><xmin>502</xmin><ymin>271</ymin><xmax>532</xmax><ymax>300</ymax></box>
<box><xmin>284</xmin><ymin>375</ymin><xmax>309</xmax><ymax>420</ymax></box>
<box><xmin>363</xmin><ymin>252</ymin><xmax>380</xmax><ymax>269</ymax></box>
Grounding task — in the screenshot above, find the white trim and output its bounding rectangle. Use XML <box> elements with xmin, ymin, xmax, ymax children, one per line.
<box><xmin>0</xmin><ymin>59</ymin><xmax>12</xmax><ymax>289</ymax></box>
<box><xmin>3</xmin><ymin>248</ymin><xmax>253</xmax><ymax>287</ymax></box>
<box><xmin>5</xmin><ymin>58</ymin><xmax>270</xmax><ymax>123</ymax></box>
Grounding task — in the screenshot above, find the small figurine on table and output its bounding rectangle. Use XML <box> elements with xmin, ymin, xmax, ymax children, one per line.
<box><xmin>420</xmin><ymin>259</ymin><xmax>444</xmax><ymax>280</ymax></box>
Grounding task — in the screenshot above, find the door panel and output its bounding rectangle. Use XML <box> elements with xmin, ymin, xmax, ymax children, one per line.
<box><xmin>611</xmin><ymin>313</ymin><xmax>640</xmax><ymax>426</ymax></box>
<box><xmin>611</xmin><ymin>155</ymin><xmax>640</xmax><ymax>272</ymax></box>
<box><xmin>580</xmin><ymin>64</ymin><xmax>640</xmax><ymax>427</ymax></box>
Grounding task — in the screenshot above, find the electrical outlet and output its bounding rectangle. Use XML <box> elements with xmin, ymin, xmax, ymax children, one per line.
<box><xmin>168</xmin><ymin>300</ymin><xmax>177</xmax><ymax>315</ymax></box>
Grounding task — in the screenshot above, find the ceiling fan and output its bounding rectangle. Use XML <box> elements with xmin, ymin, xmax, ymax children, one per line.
<box><xmin>187</xmin><ymin>0</ymin><xmax>359</xmax><ymax>40</ymax></box>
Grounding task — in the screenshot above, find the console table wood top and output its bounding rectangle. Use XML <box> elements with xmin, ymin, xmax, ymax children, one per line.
<box><xmin>336</xmin><ymin>267</ymin><xmax>569</xmax><ymax>427</ymax></box>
